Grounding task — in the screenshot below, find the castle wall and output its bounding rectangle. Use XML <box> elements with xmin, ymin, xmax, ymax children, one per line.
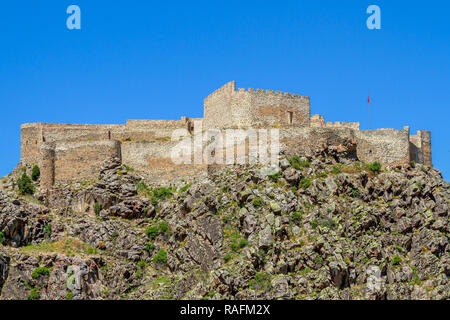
<box><xmin>356</xmin><ymin>127</ymin><xmax>411</xmax><ymax>166</ymax></box>
<box><xmin>21</xmin><ymin>119</ymin><xmax>206</xmax><ymax>187</ymax></box>
<box><xmin>39</xmin><ymin>143</ymin><xmax>55</xmax><ymax>189</ymax></box>
<box><xmin>39</xmin><ymin>140</ymin><xmax>121</xmax><ymax>187</ymax></box>
<box><xmin>55</xmin><ymin>140</ymin><xmax>121</xmax><ymax>184</ymax></box>
<box><xmin>233</xmin><ymin>88</ymin><xmax>310</xmax><ymax>128</ymax></box>
<box><xmin>41</xmin><ymin>124</ymin><xmax>125</xmax><ymax>143</ymax></box>
<box><xmin>410</xmin><ymin>130</ymin><xmax>432</xmax><ymax>166</ymax></box>
<box><xmin>125</xmin><ymin>118</ymin><xmax>196</xmax><ymax>138</ymax></box>
<box><xmin>21</xmin><ymin>119</ymin><xmax>200</xmax><ymax>167</ymax></box>
<box><xmin>279</xmin><ymin>127</ymin><xmax>356</xmax><ymax>158</ymax></box>
<box><xmin>121</xmin><ymin>139</ymin><xmax>207</xmax><ymax>185</ymax></box>
<box><xmin>280</xmin><ymin>126</ymin><xmax>412</xmax><ymax>167</ymax></box>
<box><xmin>409</xmin><ymin>133</ymin><xmax>422</xmax><ymax>164</ymax></box>
<box><xmin>21</xmin><ymin>123</ymin><xmax>44</xmax><ymax>165</ymax></box>
<box><xmin>420</xmin><ymin>131</ymin><xmax>432</xmax><ymax>167</ymax></box>
<box><xmin>204</xmin><ymin>81</ymin><xmax>235</xmax><ymax>128</ymax></box>
<box><xmin>204</xmin><ymin>81</ymin><xmax>310</xmax><ymax>129</ymax></box>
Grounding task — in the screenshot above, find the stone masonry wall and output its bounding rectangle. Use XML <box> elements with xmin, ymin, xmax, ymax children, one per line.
<box><xmin>280</xmin><ymin>126</ymin><xmax>412</xmax><ymax>167</ymax></box>
<box><xmin>39</xmin><ymin>140</ymin><xmax>121</xmax><ymax>188</ymax></box>
<box><xmin>21</xmin><ymin>123</ymin><xmax>44</xmax><ymax>165</ymax></box>
<box><xmin>356</xmin><ymin>127</ymin><xmax>411</xmax><ymax>166</ymax></box>
<box><xmin>204</xmin><ymin>81</ymin><xmax>235</xmax><ymax>129</ymax></box>
<box><xmin>39</xmin><ymin>143</ymin><xmax>55</xmax><ymax>189</ymax></box>
<box><xmin>410</xmin><ymin>130</ymin><xmax>432</xmax><ymax>167</ymax></box>
<box><xmin>21</xmin><ymin>119</ymin><xmax>197</xmax><ymax>166</ymax></box>
<box><xmin>121</xmin><ymin>139</ymin><xmax>207</xmax><ymax>185</ymax></box>
<box><xmin>420</xmin><ymin>131</ymin><xmax>432</xmax><ymax>167</ymax></box>
<box><xmin>280</xmin><ymin>127</ymin><xmax>356</xmax><ymax>158</ymax></box>
<box><xmin>204</xmin><ymin>81</ymin><xmax>310</xmax><ymax>129</ymax></box>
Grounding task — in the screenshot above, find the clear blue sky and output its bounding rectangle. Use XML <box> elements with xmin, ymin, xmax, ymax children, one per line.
<box><xmin>0</xmin><ymin>1</ymin><xmax>449</xmax><ymax>179</ymax></box>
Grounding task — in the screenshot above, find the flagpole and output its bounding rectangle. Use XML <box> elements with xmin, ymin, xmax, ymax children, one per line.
<box><xmin>368</xmin><ymin>91</ymin><xmax>371</xmax><ymax>130</ymax></box>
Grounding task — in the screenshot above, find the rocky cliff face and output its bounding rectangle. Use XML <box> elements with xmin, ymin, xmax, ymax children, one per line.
<box><xmin>0</xmin><ymin>146</ymin><xmax>448</xmax><ymax>300</ymax></box>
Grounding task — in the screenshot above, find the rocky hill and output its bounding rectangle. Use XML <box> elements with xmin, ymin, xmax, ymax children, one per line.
<box><xmin>0</xmin><ymin>145</ymin><xmax>448</xmax><ymax>300</ymax></box>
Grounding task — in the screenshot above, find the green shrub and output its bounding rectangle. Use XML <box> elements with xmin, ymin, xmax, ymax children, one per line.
<box><xmin>311</xmin><ymin>218</ymin><xmax>319</xmax><ymax>229</ymax></box>
<box><xmin>94</xmin><ymin>202</ymin><xmax>102</xmax><ymax>215</ymax></box>
<box><xmin>331</xmin><ymin>165</ymin><xmax>342</xmax><ymax>175</ymax></box>
<box><xmin>249</xmin><ymin>272</ymin><xmax>271</xmax><ymax>290</ymax></box>
<box><xmin>288</xmin><ymin>155</ymin><xmax>310</xmax><ymax>170</ymax></box>
<box><xmin>65</xmin><ymin>291</ymin><xmax>74</xmax><ymax>300</ymax></box>
<box><xmin>151</xmin><ymin>187</ymin><xmax>173</xmax><ymax>205</ymax></box>
<box><xmin>145</xmin><ymin>226</ymin><xmax>159</xmax><ymax>239</ymax></box>
<box><xmin>299</xmin><ymin>267</ymin><xmax>312</xmax><ymax>275</ymax></box>
<box><xmin>391</xmin><ymin>255</ymin><xmax>402</xmax><ymax>265</ymax></box>
<box><xmin>28</xmin><ymin>288</ymin><xmax>40</xmax><ymax>300</ymax></box>
<box><xmin>411</xmin><ymin>266</ymin><xmax>421</xmax><ymax>285</ymax></box>
<box><xmin>314</xmin><ymin>255</ymin><xmax>324</xmax><ymax>264</ymax></box>
<box><xmin>321</xmin><ymin>219</ymin><xmax>337</xmax><ymax>230</ymax></box>
<box><xmin>222</xmin><ymin>214</ymin><xmax>233</xmax><ymax>224</ymax></box>
<box><xmin>300</xmin><ymin>178</ymin><xmax>311</xmax><ymax>190</ymax></box>
<box><xmin>252</xmin><ymin>197</ymin><xmax>264</xmax><ymax>207</ymax></box>
<box><xmin>316</xmin><ymin>172</ymin><xmax>328</xmax><ymax>179</ymax></box>
<box><xmin>17</xmin><ymin>173</ymin><xmax>34</xmax><ymax>195</ymax></box>
<box><xmin>135</xmin><ymin>181</ymin><xmax>151</xmax><ymax>195</ymax></box>
<box><xmin>268</xmin><ymin>171</ymin><xmax>281</xmax><ymax>181</ymax></box>
<box><xmin>351</xmin><ymin>189</ymin><xmax>360</xmax><ymax>198</ymax></box>
<box><xmin>135</xmin><ymin>267</ymin><xmax>142</xmax><ymax>279</ymax></box>
<box><xmin>0</xmin><ymin>231</ymin><xmax>5</xmax><ymax>245</ymax></box>
<box><xmin>368</xmin><ymin>161</ymin><xmax>381</xmax><ymax>174</ymax></box>
<box><xmin>31</xmin><ymin>165</ymin><xmax>40</xmax><ymax>181</ymax></box>
<box><xmin>291</xmin><ymin>210</ymin><xmax>302</xmax><ymax>222</ymax></box>
<box><xmin>158</xmin><ymin>222</ymin><xmax>169</xmax><ymax>234</ymax></box>
<box><xmin>223</xmin><ymin>254</ymin><xmax>232</xmax><ymax>262</ymax></box>
<box><xmin>146</xmin><ymin>222</ymin><xmax>169</xmax><ymax>239</ymax></box>
<box><xmin>44</xmin><ymin>224</ymin><xmax>51</xmax><ymax>237</ymax></box>
<box><xmin>144</xmin><ymin>242</ymin><xmax>156</xmax><ymax>252</ymax></box>
<box><xmin>230</xmin><ymin>235</ymin><xmax>248</xmax><ymax>252</ymax></box>
<box><xmin>239</xmin><ymin>238</ymin><xmax>248</xmax><ymax>248</ymax></box>
<box><xmin>31</xmin><ymin>267</ymin><xmax>51</xmax><ymax>279</ymax></box>
<box><xmin>153</xmin><ymin>249</ymin><xmax>167</xmax><ymax>265</ymax></box>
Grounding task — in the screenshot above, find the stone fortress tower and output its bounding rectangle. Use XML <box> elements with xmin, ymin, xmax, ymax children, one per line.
<box><xmin>20</xmin><ymin>81</ymin><xmax>432</xmax><ymax>189</ymax></box>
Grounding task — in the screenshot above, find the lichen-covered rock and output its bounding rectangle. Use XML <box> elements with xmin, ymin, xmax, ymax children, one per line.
<box><xmin>0</xmin><ymin>152</ymin><xmax>448</xmax><ymax>300</ymax></box>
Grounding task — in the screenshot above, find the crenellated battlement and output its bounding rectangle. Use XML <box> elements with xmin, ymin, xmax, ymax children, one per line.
<box><xmin>236</xmin><ymin>87</ymin><xmax>307</xmax><ymax>99</ymax></box>
<box><xmin>204</xmin><ymin>80</ymin><xmax>309</xmax><ymax>103</ymax></box>
<box><xmin>310</xmin><ymin>114</ymin><xmax>360</xmax><ymax>130</ymax></box>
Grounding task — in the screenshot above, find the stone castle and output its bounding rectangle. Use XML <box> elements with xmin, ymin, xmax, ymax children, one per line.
<box><xmin>20</xmin><ymin>81</ymin><xmax>432</xmax><ymax>189</ymax></box>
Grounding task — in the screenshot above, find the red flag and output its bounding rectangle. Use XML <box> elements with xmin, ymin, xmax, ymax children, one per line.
<box><xmin>368</xmin><ymin>94</ymin><xmax>371</xmax><ymax>103</ymax></box>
